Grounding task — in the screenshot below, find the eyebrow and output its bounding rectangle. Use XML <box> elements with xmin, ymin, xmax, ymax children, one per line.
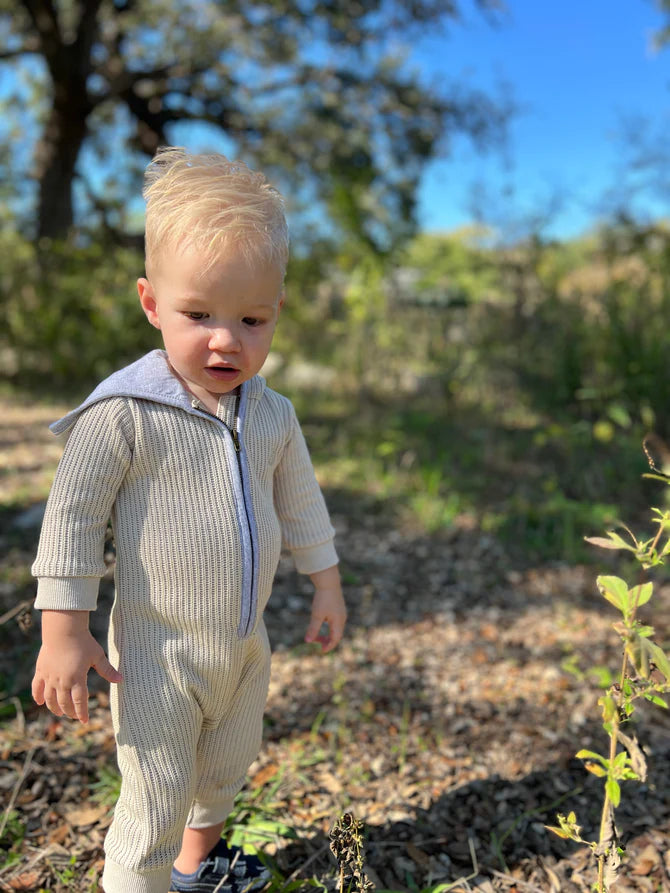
<box><xmin>176</xmin><ymin>296</ymin><xmax>279</xmax><ymax>310</ymax></box>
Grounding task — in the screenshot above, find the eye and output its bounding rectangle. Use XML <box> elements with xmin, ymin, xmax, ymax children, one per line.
<box><xmin>242</xmin><ymin>317</ymin><xmax>263</xmax><ymax>327</ymax></box>
<box><xmin>183</xmin><ymin>311</ymin><xmax>207</xmax><ymax>320</ymax></box>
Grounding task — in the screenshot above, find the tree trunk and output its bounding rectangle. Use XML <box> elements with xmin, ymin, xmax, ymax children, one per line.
<box><xmin>23</xmin><ymin>0</ymin><xmax>102</xmax><ymax>240</ymax></box>
<box><xmin>35</xmin><ymin>95</ymin><xmax>88</xmax><ymax>240</ymax></box>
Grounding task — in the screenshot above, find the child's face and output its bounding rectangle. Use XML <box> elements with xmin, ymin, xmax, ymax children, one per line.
<box><xmin>138</xmin><ymin>244</ymin><xmax>284</xmax><ymax>410</ymax></box>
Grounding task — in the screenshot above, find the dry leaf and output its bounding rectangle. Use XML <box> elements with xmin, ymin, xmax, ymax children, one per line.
<box><xmin>64</xmin><ymin>804</ymin><xmax>109</xmax><ymax>827</ymax></box>
<box><xmin>618</xmin><ymin>731</ymin><xmax>648</xmax><ymax>782</ymax></box>
<box><xmin>406</xmin><ymin>842</ymin><xmax>431</xmax><ymax>867</ymax></box>
<box><xmin>632</xmin><ymin>843</ymin><xmax>660</xmax><ymax>876</ymax></box>
<box><xmin>48</xmin><ymin>823</ymin><xmax>70</xmax><ymax>845</ymax></box>
<box><xmin>8</xmin><ymin>871</ymin><xmax>42</xmax><ymax>890</ymax></box>
<box><xmin>250</xmin><ymin>762</ymin><xmax>280</xmax><ymax>787</ymax></box>
<box><xmin>318</xmin><ymin>770</ymin><xmax>342</xmax><ymax>794</ymax></box>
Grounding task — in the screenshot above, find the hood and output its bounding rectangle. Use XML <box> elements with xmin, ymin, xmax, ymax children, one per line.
<box><xmin>50</xmin><ymin>349</ymin><xmax>267</xmax><ymax>435</ymax></box>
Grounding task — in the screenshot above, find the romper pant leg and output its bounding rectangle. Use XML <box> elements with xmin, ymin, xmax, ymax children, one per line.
<box><xmin>102</xmin><ymin>672</ymin><xmax>202</xmax><ymax>893</ymax></box>
<box><xmin>187</xmin><ymin>627</ymin><xmax>272</xmax><ymax>829</ymax></box>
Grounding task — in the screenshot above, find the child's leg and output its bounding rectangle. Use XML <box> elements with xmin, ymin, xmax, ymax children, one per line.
<box><xmin>187</xmin><ymin>627</ymin><xmax>271</xmax><ymax>829</ymax></box>
<box><xmin>173</xmin><ymin>821</ymin><xmax>226</xmax><ymax>874</ymax></box>
<box><xmin>170</xmin><ymin>629</ymin><xmax>272</xmax><ymax>891</ymax></box>
<box><xmin>102</xmin><ymin>677</ymin><xmax>201</xmax><ymax>893</ymax></box>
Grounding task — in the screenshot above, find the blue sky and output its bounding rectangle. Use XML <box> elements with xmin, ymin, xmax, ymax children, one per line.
<box><xmin>2</xmin><ymin>1</ymin><xmax>669</xmax><ymax>241</ymax></box>
<box><xmin>413</xmin><ymin>0</ymin><xmax>670</xmax><ymax>238</ymax></box>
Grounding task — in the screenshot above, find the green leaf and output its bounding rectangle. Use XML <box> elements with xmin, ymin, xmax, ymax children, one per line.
<box><xmin>606</xmin><ymin>777</ymin><xmax>621</xmax><ymax>807</ymax></box>
<box><xmin>585</xmin><ymin>534</ymin><xmax>634</xmax><ymax>552</ymax></box>
<box><xmin>613</xmin><ymin>751</ymin><xmax>628</xmax><ymax>770</ymax></box>
<box><xmin>599</xmin><ymin>695</ymin><xmax>617</xmax><ymax>724</ymax></box>
<box><xmin>596</xmin><ymin>576</ymin><xmax>630</xmax><ymax>612</ymax></box>
<box><xmin>645</xmin><ymin>694</ymin><xmax>668</xmax><ymax>708</ymax></box>
<box><xmin>643</xmin><ymin>472</ymin><xmax>670</xmax><ymax>484</ymax></box>
<box><xmin>584</xmin><ymin>763</ymin><xmax>607</xmax><ymax>777</ymax></box>
<box><xmin>628</xmin><ymin>637</ymin><xmax>648</xmax><ymax>677</ymax></box>
<box><xmin>644</xmin><ymin>640</ymin><xmax>670</xmax><ymax>680</ymax></box>
<box><xmin>545</xmin><ymin>825</ymin><xmax>571</xmax><ymax>839</ymax></box>
<box><xmin>630</xmin><ymin>582</ymin><xmax>653</xmax><ymax>608</ymax></box>
<box><xmin>589</xmin><ymin>665</ymin><xmax>614</xmax><ymax>687</ymax></box>
<box><xmin>576</xmin><ymin>749</ymin><xmax>608</xmax><ymax>765</ymax></box>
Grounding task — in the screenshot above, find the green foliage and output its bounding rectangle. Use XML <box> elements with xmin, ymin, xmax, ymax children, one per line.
<box><xmin>0</xmin><ymin>809</ymin><xmax>24</xmax><ymax>869</ymax></box>
<box><xmin>471</xmin><ymin>222</ymin><xmax>670</xmax><ymax>435</ymax></box>
<box><xmin>547</xmin><ymin>470</ymin><xmax>670</xmax><ymax>892</ymax></box>
<box><xmin>0</xmin><ymin>233</ymin><xmax>156</xmax><ymax>393</ymax></box>
<box><xmin>90</xmin><ymin>763</ymin><xmax>122</xmax><ymax>808</ymax></box>
<box><xmin>5</xmin><ymin>218</ymin><xmax>670</xmax><ymax>565</ymax></box>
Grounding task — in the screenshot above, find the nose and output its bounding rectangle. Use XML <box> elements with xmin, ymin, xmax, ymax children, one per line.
<box><xmin>208</xmin><ymin>325</ymin><xmax>240</xmax><ymax>352</ymax></box>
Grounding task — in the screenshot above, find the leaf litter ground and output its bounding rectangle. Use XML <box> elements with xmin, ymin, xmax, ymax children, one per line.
<box><xmin>1</xmin><ymin>398</ymin><xmax>670</xmax><ymax>892</ymax></box>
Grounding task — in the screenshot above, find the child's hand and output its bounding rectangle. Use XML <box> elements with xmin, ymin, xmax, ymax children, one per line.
<box><xmin>32</xmin><ymin>610</ymin><xmax>122</xmax><ymax>724</ymax></box>
<box><xmin>304</xmin><ymin>566</ymin><xmax>347</xmax><ymax>653</ymax></box>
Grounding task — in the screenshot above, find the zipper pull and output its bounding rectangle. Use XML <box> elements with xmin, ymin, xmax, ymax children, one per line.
<box><xmin>232</xmin><ymin>428</ymin><xmax>241</xmax><ymax>452</ymax></box>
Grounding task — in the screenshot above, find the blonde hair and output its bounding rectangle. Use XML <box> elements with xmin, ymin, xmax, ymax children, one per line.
<box><xmin>143</xmin><ymin>147</ymin><xmax>289</xmax><ymax>277</ymax></box>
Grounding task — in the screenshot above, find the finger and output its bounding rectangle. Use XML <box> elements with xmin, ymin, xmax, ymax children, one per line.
<box><xmin>92</xmin><ymin>654</ymin><xmax>123</xmax><ymax>685</ymax></box>
<box><xmin>44</xmin><ymin>687</ymin><xmax>63</xmax><ymax>717</ymax></box>
<box><xmin>32</xmin><ymin>676</ymin><xmax>45</xmax><ymax>706</ymax></box>
<box><xmin>321</xmin><ymin>633</ymin><xmax>337</xmax><ymax>654</ymax></box>
<box><xmin>57</xmin><ymin>688</ymin><xmax>77</xmax><ymax>720</ymax></box>
<box><xmin>322</xmin><ymin>617</ymin><xmax>346</xmax><ymax>653</ymax></box>
<box><xmin>304</xmin><ymin>616</ymin><xmax>324</xmax><ymax>644</ymax></box>
<box><xmin>71</xmin><ymin>683</ymin><xmax>89</xmax><ymax>724</ymax></box>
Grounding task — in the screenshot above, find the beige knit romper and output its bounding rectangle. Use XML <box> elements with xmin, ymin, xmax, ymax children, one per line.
<box><xmin>32</xmin><ymin>351</ymin><xmax>338</xmax><ymax>893</ymax></box>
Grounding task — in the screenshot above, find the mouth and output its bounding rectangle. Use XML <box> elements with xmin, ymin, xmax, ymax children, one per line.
<box><xmin>205</xmin><ymin>365</ymin><xmax>240</xmax><ymax>381</ymax></box>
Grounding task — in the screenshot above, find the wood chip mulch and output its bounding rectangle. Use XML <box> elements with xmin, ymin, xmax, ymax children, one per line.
<box><xmin>2</xmin><ymin>400</ymin><xmax>670</xmax><ymax>891</ymax></box>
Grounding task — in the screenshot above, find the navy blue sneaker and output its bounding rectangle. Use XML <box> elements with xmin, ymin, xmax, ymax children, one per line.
<box><xmin>170</xmin><ymin>839</ymin><xmax>270</xmax><ymax>893</ymax></box>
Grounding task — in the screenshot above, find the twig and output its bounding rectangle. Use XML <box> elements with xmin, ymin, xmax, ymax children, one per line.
<box><xmin>10</xmin><ymin>697</ymin><xmax>25</xmax><ymax>736</ymax></box>
<box><xmin>369</xmin><ymin>834</ymin><xmax>453</xmax><ymax>849</ymax></box>
<box><xmin>0</xmin><ymin>843</ymin><xmax>67</xmax><ymax>884</ymax></box>
<box><xmin>281</xmin><ymin>842</ymin><xmax>331</xmax><ymax>886</ymax></box>
<box><xmin>491</xmin><ymin>869</ymin><xmax>545</xmax><ymax>892</ymax></box>
<box><xmin>0</xmin><ymin>599</ymin><xmax>33</xmax><ymax>626</ymax></box>
<box><xmin>440</xmin><ymin>835</ymin><xmax>479</xmax><ymax>892</ymax></box>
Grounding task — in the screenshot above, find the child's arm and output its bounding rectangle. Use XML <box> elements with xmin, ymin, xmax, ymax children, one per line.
<box><xmin>304</xmin><ymin>564</ymin><xmax>347</xmax><ymax>653</ymax></box>
<box><xmin>32</xmin><ymin>610</ymin><xmax>122</xmax><ymax>724</ymax></box>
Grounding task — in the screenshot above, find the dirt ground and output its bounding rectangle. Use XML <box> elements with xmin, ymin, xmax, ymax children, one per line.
<box><xmin>2</xmin><ymin>396</ymin><xmax>670</xmax><ymax>892</ymax></box>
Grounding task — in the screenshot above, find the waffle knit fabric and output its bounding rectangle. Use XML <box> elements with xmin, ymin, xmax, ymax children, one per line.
<box><xmin>32</xmin><ymin>351</ymin><xmax>338</xmax><ymax>893</ymax></box>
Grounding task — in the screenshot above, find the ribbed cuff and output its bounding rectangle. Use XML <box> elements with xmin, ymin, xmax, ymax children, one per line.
<box><xmin>101</xmin><ymin>859</ymin><xmax>172</xmax><ymax>893</ymax></box>
<box><xmin>186</xmin><ymin>796</ymin><xmax>234</xmax><ymax>829</ymax></box>
<box><xmin>292</xmin><ymin>541</ymin><xmax>339</xmax><ymax>575</ymax></box>
<box><xmin>34</xmin><ymin>577</ymin><xmax>100</xmax><ymax>611</ymax></box>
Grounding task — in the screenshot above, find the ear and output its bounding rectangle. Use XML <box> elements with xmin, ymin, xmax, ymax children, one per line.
<box><xmin>137</xmin><ymin>278</ymin><xmax>161</xmax><ymax>330</ymax></box>
<box><xmin>277</xmin><ymin>290</ymin><xmax>285</xmax><ymax>314</ymax></box>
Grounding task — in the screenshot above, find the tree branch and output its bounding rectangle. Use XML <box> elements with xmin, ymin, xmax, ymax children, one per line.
<box><xmin>75</xmin><ymin>0</ymin><xmax>103</xmax><ymax>59</ymax></box>
<box><xmin>20</xmin><ymin>0</ymin><xmax>61</xmax><ymax>60</ymax></box>
<box><xmin>0</xmin><ymin>39</ymin><xmax>40</xmax><ymax>59</ymax></box>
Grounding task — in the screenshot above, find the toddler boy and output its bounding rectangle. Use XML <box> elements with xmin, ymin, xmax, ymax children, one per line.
<box><xmin>31</xmin><ymin>148</ymin><xmax>346</xmax><ymax>893</ymax></box>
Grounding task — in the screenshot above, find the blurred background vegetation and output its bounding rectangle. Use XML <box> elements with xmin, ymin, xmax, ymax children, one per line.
<box><xmin>3</xmin><ymin>0</ymin><xmax>670</xmax><ymax>563</ymax></box>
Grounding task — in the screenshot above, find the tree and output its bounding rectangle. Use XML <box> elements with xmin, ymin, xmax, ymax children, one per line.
<box><xmin>0</xmin><ymin>0</ymin><xmax>508</xmax><ymax>248</ymax></box>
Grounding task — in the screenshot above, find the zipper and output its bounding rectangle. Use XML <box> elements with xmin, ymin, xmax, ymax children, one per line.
<box><xmin>232</xmin><ymin>390</ymin><xmax>256</xmax><ymax>637</ymax></box>
<box><xmin>190</xmin><ymin>392</ymin><xmax>257</xmax><ymax>637</ymax></box>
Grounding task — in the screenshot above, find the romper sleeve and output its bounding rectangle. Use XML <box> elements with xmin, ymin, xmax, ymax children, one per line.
<box><xmin>31</xmin><ymin>398</ymin><xmax>134</xmax><ymax>611</ymax></box>
<box><xmin>273</xmin><ymin>402</ymin><xmax>338</xmax><ymax>575</ymax></box>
